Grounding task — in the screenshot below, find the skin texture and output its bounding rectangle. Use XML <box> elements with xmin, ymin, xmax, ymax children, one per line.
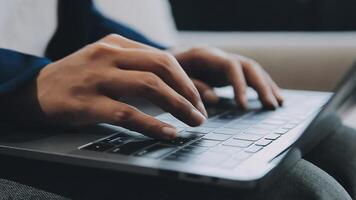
<box><xmin>0</xmin><ymin>34</ymin><xmax>283</xmax><ymax>139</ymax></box>
<box><xmin>172</xmin><ymin>47</ymin><xmax>284</xmax><ymax>108</ymax></box>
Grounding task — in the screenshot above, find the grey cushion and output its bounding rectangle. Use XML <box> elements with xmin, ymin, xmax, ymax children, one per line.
<box><xmin>0</xmin><ymin>179</ymin><xmax>69</xmax><ymax>200</ymax></box>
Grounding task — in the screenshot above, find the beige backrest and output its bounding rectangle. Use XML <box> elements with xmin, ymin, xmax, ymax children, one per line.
<box><xmin>178</xmin><ymin>32</ymin><xmax>356</xmax><ymax>91</ymax></box>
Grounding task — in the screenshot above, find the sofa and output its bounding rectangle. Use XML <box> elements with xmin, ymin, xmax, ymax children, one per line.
<box><xmin>96</xmin><ymin>0</ymin><xmax>356</xmax><ymax>91</ymax></box>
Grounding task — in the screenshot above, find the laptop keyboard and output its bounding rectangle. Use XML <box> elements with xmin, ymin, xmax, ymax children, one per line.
<box><xmin>80</xmin><ymin>95</ymin><xmax>327</xmax><ymax>169</ymax></box>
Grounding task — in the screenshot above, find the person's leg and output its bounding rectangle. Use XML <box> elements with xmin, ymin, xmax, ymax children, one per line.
<box><xmin>0</xmin><ymin>178</ymin><xmax>68</xmax><ymax>200</ymax></box>
<box><xmin>259</xmin><ymin>159</ymin><xmax>352</xmax><ymax>200</ymax></box>
<box><xmin>0</xmin><ymin>155</ymin><xmax>351</xmax><ymax>200</ymax></box>
<box><xmin>306</xmin><ymin>125</ymin><xmax>356</xmax><ymax>199</ymax></box>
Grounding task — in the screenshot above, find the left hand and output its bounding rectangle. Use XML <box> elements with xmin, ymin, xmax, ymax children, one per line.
<box><xmin>172</xmin><ymin>47</ymin><xmax>284</xmax><ymax>109</ymax></box>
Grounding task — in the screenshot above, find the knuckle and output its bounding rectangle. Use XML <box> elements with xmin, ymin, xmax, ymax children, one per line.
<box><xmin>142</xmin><ymin>72</ymin><xmax>162</xmax><ymax>90</ymax></box>
<box><xmin>223</xmin><ymin>59</ymin><xmax>238</xmax><ymax>70</ymax></box>
<box><xmin>156</xmin><ymin>52</ymin><xmax>177</xmax><ymax>67</ymax></box>
<box><xmin>87</xmin><ymin>42</ymin><xmax>116</xmax><ymax>59</ymax></box>
<box><xmin>105</xmin><ymin>33</ymin><xmax>123</xmax><ymax>41</ymax></box>
<box><xmin>183</xmin><ymin>87</ymin><xmax>201</xmax><ymax>103</ymax></box>
<box><xmin>171</xmin><ymin>96</ymin><xmax>187</xmax><ymax>111</ymax></box>
<box><xmin>115</xmin><ymin>106</ymin><xmax>135</xmax><ymax>123</ymax></box>
<box><xmin>190</xmin><ymin>47</ymin><xmax>207</xmax><ymax>55</ymax></box>
<box><xmin>153</xmin><ymin>52</ymin><xmax>180</xmax><ymax>76</ymax></box>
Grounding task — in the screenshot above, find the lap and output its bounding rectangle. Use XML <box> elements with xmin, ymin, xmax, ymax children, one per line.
<box><xmin>0</xmin><ymin>178</ymin><xmax>68</xmax><ymax>200</ymax></box>
<box><xmin>0</xmin><ymin>157</ymin><xmax>351</xmax><ymax>200</ymax></box>
<box><xmin>306</xmin><ymin>125</ymin><xmax>356</xmax><ymax>198</ymax></box>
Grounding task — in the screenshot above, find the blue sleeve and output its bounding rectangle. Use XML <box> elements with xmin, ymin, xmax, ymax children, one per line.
<box><xmin>0</xmin><ymin>49</ymin><xmax>51</xmax><ymax>94</ymax></box>
<box><xmin>89</xmin><ymin>7</ymin><xmax>168</xmax><ymax>50</ymax></box>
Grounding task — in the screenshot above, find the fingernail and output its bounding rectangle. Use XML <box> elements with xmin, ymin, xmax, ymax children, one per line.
<box><xmin>277</xmin><ymin>95</ymin><xmax>284</xmax><ymax>106</ymax></box>
<box><xmin>271</xmin><ymin>97</ymin><xmax>279</xmax><ymax>107</ymax></box>
<box><xmin>161</xmin><ymin>126</ymin><xmax>177</xmax><ymax>139</ymax></box>
<box><xmin>197</xmin><ymin>101</ymin><xmax>208</xmax><ymax>117</ymax></box>
<box><xmin>203</xmin><ymin>90</ymin><xmax>219</xmax><ymax>104</ymax></box>
<box><xmin>268</xmin><ymin>96</ymin><xmax>279</xmax><ymax>109</ymax></box>
<box><xmin>191</xmin><ymin>108</ymin><xmax>206</xmax><ymax>125</ymax></box>
<box><xmin>241</xmin><ymin>98</ymin><xmax>248</xmax><ymax>110</ymax></box>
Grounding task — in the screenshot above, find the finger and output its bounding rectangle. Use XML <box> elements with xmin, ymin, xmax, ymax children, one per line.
<box><xmin>86</xmin><ymin>96</ymin><xmax>178</xmax><ymax>139</ymax></box>
<box><xmin>97</xmin><ymin>34</ymin><xmax>158</xmax><ymax>50</ymax></box>
<box><xmin>265</xmin><ymin>73</ymin><xmax>284</xmax><ymax>106</ymax></box>
<box><xmin>236</xmin><ymin>56</ymin><xmax>279</xmax><ymax>109</ymax></box>
<box><xmin>102</xmin><ymin>70</ymin><xmax>206</xmax><ymax>127</ymax></box>
<box><xmin>221</xmin><ymin>60</ymin><xmax>248</xmax><ymax>109</ymax></box>
<box><xmin>104</xmin><ymin>47</ymin><xmax>207</xmax><ymax>117</ymax></box>
<box><xmin>192</xmin><ymin>79</ymin><xmax>219</xmax><ymax>104</ymax></box>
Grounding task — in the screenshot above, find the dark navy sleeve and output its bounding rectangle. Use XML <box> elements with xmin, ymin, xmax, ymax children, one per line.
<box><xmin>0</xmin><ymin>49</ymin><xmax>51</xmax><ymax>94</ymax></box>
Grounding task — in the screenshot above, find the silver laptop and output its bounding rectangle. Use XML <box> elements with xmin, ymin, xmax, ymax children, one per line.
<box><xmin>0</xmin><ymin>63</ymin><xmax>355</xmax><ymax>189</ymax></box>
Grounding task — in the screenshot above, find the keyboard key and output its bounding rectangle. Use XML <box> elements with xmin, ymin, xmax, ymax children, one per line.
<box><xmin>244</xmin><ymin>128</ymin><xmax>270</xmax><ymax>135</ymax></box>
<box><xmin>262</xmin><ymin>119</ymin><xmax>286</xmax><ymax>125</ymax></box>
<box><xmin>191</xmin><ymin>139</ymin><xmax>220</xmax><ymax>147</ymax></box>
<box><xmin>223</xmin><ymin>139</ymin><xmax>253</xmax><ymax>148</ymax></box>
<box><xmin>83</xmin><ymin>143</ymin><xmax>115</xmax><ymax>152</ymax></box>
<box><xmin>233</xmin><ymin>133</ymin><xmax>262</xmax><ymax>141</ymax></box>
<box><xmin>253</xmin><ymin>124</ymin><xmax>279</xmax><ymax>131</ymax></box>
<box><xmin>203</xmin><ymin>133</ymin><xmax>231</xmax><ymax>141</ymax></box>
<box><xmin>255</xmin><ymin>139</ymin><xmax>272</xmax><ymax>146</ymax></box>
<box><xmin>135</xmin><ymin>144</ymin><xmax>177</xmax><ymax>159</ymax></box>
<box><xmin>109</xmin><ymin>139</ymin><xmax>157</xmax><ymax>155</ymax></box>
<box><xmin>201</xmin><ymin>122</ymin><xmax>224</xmax><ymax>128</ymax></box>
<box><xmin>275</xmin><ymin>128</ymin><xmax>289</xmax><ymax>134</ymax></box>
<box><xmin>245</xmin><ymin>145</ymin><xmax>263</xmax><ymax>153</ymax></box>
<box><xmin>180</xmin><ymin>146</ymin><xmax>209</xmax><ymax>154</ymax></box>
<box><xmin>109</xmin><ymin>136</ymin><xmax>132</xmax><ymax>145</ymax></box>
<box><xmin>162</xmin><ymin>132</ymin><xmax>202</xmax><ymax>146</ymax></box>
<box><xmin>99</xmin><ymin>134</ymin><xmax>122</xmax><ymax>143</ymax></box>
<box><xmin>164</xmin><ymin>152</ymin><xmax>199</xmax><ymax>162</ymax></box>
<box><xmin>213</xmin><ymin>128</ymin><xmax>239</xmax><ymax>135</ymax></box>
<box><xmin>155</xmin><ymin>113</ymin><xmax>175</xmax><ymax>120</ymax></box>
<box><xmin>225</xmin><ymin>123</ymin><xmax>250</xmax><ymax>130</ymax></box>
<box><xmin>186</xmin><ymin>127</ymin><xmax>215</xmax><ymax>134</ymax></box>
<box><xmin>167</xmin><ymin>120</ymin><xmax>189</xmax><ymax>128</ymax></box>
<box><xmin>210</xmin><ymin>145</ymin><xmax>242</xmax><ymax>154</ymax></box>
<box><xmin>213</xmin><ymin>110</ymin><xmax>245</xmax><ymax>122</ymax></box>
<box><xmin>246</xmin><ymin>111</ymin><xmax>272</xmax><ymax>120</ymax></box>
<box><xmin>265</xmin><ymin>133</ymin><xmax>281</xmax><ymax>140</ymax></box>
<box><xmin>237</xmin><ymin>119</ymin><xmax>259</xmax><ymax>124</ymax></box>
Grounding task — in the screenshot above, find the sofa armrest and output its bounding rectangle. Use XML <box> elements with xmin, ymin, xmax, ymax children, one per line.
<box><xmin>178</xmin><ymin>31</ymin><xmax>356</xmax><ymax>91</ymax></box>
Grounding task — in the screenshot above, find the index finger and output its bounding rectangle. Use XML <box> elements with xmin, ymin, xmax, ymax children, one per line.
<box><xmin>103</xmin><ymin>46</ymin><xmax>208</xmax><ymax>117</ymax></box>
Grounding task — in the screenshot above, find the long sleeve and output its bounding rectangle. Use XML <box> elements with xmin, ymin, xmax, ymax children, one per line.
<box><xmin>46</xmin><ymin>0</ymin><xmax>167</xmax><ymax>61</ymax></box>
<box><xmin>0</xmin><ymin>49</ymin><xmax>50</xmax><ymax>94</ymax></box>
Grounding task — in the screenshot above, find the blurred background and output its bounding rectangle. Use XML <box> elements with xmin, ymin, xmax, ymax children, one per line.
<box><xmin>170</xmin><ymin>0</ymin><xmax>356</xmax><ymax>31</ymax></box>
<box><xmin>95</xmin><ymin>0</ymin><xmax>356</xmax><ymax>91</ymax></box>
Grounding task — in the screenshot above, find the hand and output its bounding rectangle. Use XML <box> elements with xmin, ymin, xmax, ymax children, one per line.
<box><xmin>0</xmin><ymin>34</ymin><xmax>207</xmax><ymax>139</ymax></box>
<box><xmin>172</xmin><ymin>47</ymin><xmax>284</xmax><ymax>109</ymax></box>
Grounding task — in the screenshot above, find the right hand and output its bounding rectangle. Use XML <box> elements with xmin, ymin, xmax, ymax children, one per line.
<box><xmin>1</xmin><ymin>34</ymin><xmax>207</xmax><ymax>139</ymax></box>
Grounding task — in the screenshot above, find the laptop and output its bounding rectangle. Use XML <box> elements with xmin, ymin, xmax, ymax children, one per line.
<box><xmin>0</xmin><ymin>63</ymin><xmax>355</xmax><ymax>189</ymax></box>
